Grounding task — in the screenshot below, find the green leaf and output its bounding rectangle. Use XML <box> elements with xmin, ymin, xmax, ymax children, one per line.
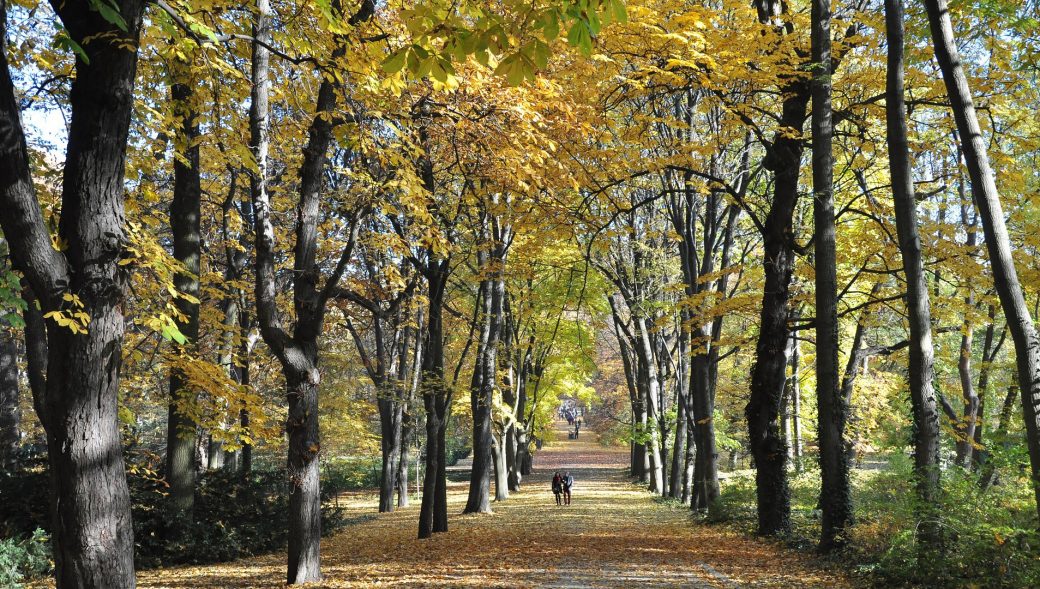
<box><xmin>54</xmin><ymin>28</ymin><xmax>90</xmax><ymax>64</ymax></box>
<box><xmin>612</xmin><ymin>0</ymin><xmax>628</xmax><ymax>24</ymax></box>
<box><xmin>567</xmin><ymin>22</ymin><xmax>592</xmax><ymax>56</ymax></box>
<box><xmin>162</xmin><ymin>321</ymin><xmax>188</xmax><ymax>345</ymax></box>
<box><xmin>90</xmin><ymin>0</ymin><xmax>128</xmax><ymax>32</ymax></box>
<box><xmin>382</xmin><ymin>48</ymin><xmax>408</xmax><ymax>74</ymax></box>
<box><xmin>543</xmin><ymin>12</ymin><xmax>560</xmax><ymax>42</ymax></box>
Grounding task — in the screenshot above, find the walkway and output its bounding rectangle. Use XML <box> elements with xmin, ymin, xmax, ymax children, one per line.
<box><xmin>136</xmin><ymin>422</ymin><xmax>852</xmax><ymax>587</ymax></box>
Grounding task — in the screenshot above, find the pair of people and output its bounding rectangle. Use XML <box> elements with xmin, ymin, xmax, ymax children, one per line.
<box><xmin>551</xmin><ymin>471</ymin><xmax>574</xmax><ymax>505</ymax></box>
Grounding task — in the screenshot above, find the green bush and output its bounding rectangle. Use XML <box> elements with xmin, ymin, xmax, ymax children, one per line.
<box><xmin>0</xmin><ymin>528</ymin><xmax>52</xmax><ymax>588</ymax></box>
<box><xmin>851</xmin><ymin>454</ymin><xmax>1040</xmax><ymax>588</ymax></box>
<box><xmin>321</xmin><ymin>456</ymin><xmax>381</xmax><ymax>496</ymax></box>
<box><xmin>0</xmin><ymin>464</ymin><xmax>347</xmax><ymax>570</ymax></box>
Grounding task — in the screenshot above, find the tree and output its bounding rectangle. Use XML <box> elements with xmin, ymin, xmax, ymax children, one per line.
<box><xmin>0</xmin><ymin>2</ymin><xmax>147</xmax><ymax>586</ymax></box>
<box><xmin>247</xmin><ymin>0</ymin><xmax>372</xmax><ymax>580</ymax></box>
<box><xmin>165</xmin><ymin>38</ymin><xmax>203</xmax><ymax>530</ymax></box>
<box><xmin>0</xmin><ymin>323</ymin><xmax>18</xmax><ymax>468</ymax></box>
<box><xmin>924</xmin><ymin>0</ymin><xmax>1040</xmax><ymax>522</ymax></box>
<box><xmin>885</xmin><ymin>0</ymin><xmax>943</xmax><ymax>552</ymax></box>
<box><xmin>811</xmin><ymin>0</ymin><xmax>853</xmax><ymax>551</ymax></box>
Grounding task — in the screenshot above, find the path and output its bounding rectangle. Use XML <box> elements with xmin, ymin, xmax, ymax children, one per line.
<box><xmin>136</xmin><ymin>422</ymin><xmax>853</xmax><ymax>587</ymax></box>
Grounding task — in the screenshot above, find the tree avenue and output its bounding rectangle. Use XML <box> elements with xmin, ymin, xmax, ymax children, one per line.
<box><xmin>1</xmin><ymin>0</ymin><xmax>1040</xmax><ymax>588</ymax></box>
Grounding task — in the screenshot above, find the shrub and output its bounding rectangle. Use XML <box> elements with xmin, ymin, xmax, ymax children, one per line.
<box><xmin>0</xmin><ymin>463</ymin><xmax>347</xmax><ymax>570</ymax></box>
<box><xmin>321</xmin><ymin>456</ymin><xmax>381</xmax><ymax>497</ymax></box>
<box><xmin>0</xmin><ymin>528</ymin><xmax>52</xmax><ymax>588</ymax></box>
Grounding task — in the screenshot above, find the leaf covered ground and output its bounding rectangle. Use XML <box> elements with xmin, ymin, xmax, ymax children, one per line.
<box><xmin>131</xmin><ymin>424</ymin><xmax>854</xmax><ymax>588</ymax></box>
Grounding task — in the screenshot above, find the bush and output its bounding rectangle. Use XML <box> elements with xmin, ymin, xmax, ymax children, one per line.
<box><xmin>0</xmin><ymin>528</ymin><xmax>52</xmax><ymax>588</ymax></box>
<box><xmin>321</xmin><ymin>456</ymin><xmax>381</xmax><ymax>497</ymax></box>
<box><xmin>851</xmin><ymin>454</ymin><xmax>1040</xmax><ymax>588</ymax></box>
<box><xmin>0</xmin><ymin>463</ymin><xmax>347</xmax><ymax>570</ymax></box>
<box><xmin>134</xmin><ymin>468</ymin><xmax>347</xmax><ymax>567</ymax></box>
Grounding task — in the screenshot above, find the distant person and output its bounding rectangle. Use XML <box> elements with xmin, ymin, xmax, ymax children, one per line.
<box><xmin>552</xmin><ymin>472</ymin><xmax>563</xmax><ymax>505</ymax></box>
<box><xmin>574</xmin><ymin>420</ymin><xmax>580</xmax><ymax>439</ymax></box>
<box><xmin>563</xmin><ymin>471</ymin><xmax>574</xmax><ymax>505</ymax></box>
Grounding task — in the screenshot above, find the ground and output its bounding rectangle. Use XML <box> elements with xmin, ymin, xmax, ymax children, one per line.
<box><xmin>134</xmin><ymin>422</ymin><xmax>854</xmax><ymax>588</ymax></box>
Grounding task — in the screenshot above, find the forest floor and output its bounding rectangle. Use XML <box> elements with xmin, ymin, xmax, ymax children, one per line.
<box><xmin>134</xmin><ymin>423</ymin><xmax>856</xmax><ymax>588</ymax></box>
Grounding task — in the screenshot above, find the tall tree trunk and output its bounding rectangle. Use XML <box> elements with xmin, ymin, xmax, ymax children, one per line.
<box><xmin>0</xmin><ymin>326</ymin><xmax>19</xmax><ymax>468</ymax></box>
<box><xmin>955</xmin><ymin>198</ymin><xmax>979</xmax><ymax>467</ymax></box>
<box><xmin>419</xmin><ymin>264</ymin><xmax>451</xmax><ymax>538</ymax></box>
<box><xmin>378</xmin><ymin>396</ymin><xmax>403</xmax><ymax>512</ymax></box>
<box><xmin>238</xmin><ymin>310</ymin><xmax>253</xmax><ymax>474</ymax></box>
<box><xmin>924</xmin><ymin>0</ymin><xmax>1040</xmax><ymax>523</ymax></box>
<box><xmin>886</xmin><ymin>0</ymin><xmax>944</xmax><ymax>552</ymax></box>
<box><xmin>397</xmin><ymin>413</ymin><xmax>412</xmax><ymax>507</ymax></box>
<box><xmin>745</xmin><ymin>86</ymin><xmax>808</xmax><ymax>536</ymax></box>
<box><xmin>207</xmin><ymin>437</ymin><xmax>225</xmax><ymax>469</ymax></box>
<box><xmin>492</xmin><ymin>431</ymin><xmax>509</xmax><ymax>501</ymax></box>
<box><xmin>285</xmin><ymin>360</ymin><xmax>321</xmax><ymax>584</ymax></box>
<box><xmin>466</xmin><ymin>277</ymin><xmax>495</xmax><ymax>513</ymax></box>
<box><xmin>669</xmin><ymin>330</ymin><xmax>688</xmax><ymax>499</ymax></box>
<box><xmin>0</xmin><ymin>3</ymin><xmax>146</xmax><ymax>586</ymax></box>
<box><xmin>635</xmin><ymin>317</ymin><xmax>665</xmax><ymax>495</ymax></box>
<box><xmin>812</xmin><ymin>0</ymin><xmax>853</xmax><ymax>551</ymax></box>
<box><xmin>972</xmin><ymin>308</ymin><xmax>1000</xmax><ymax>472</ymax></box>
<box><xmin>165</xmin><ymin>53</ymin><xmax>202</xmax><ymax>527</ymax></box>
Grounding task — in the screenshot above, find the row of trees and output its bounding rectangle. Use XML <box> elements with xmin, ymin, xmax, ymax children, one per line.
<box><xmin>573</xmin><ymin>0</ymin><xmax>1040</xmax><ymax>558</ymax></box>
<box><xmin>2</xmin><ymin>0</ymin><xmax>1040</xmax><ymax>586</ymax></box>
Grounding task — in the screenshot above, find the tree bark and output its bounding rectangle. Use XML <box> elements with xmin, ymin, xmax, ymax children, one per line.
<box><xmin>812</xmin><ymin>0</ymin><xmax>853</xmax><ymax>551</ymax></box>
<box><xmin>0</xmin><ymin>3</ymin><xmax>146</xmax><ymax>587</ymax></box>
<box><xmin>745</xmin><ymin>82</ymin><xmax>809</xmax><ymax>537</ymax></box>
<box><xmin>635</xmin><ymin>316</ymin><xmax>665</xmax><ymax>495</ymax></box>
<box><xmin>378</xmin><ymin>396</ymin><xmax>403</xmax><ymax>512</ymax></box>
<box><xmin>466</xmin><ymin>277</ymin><xmax>495</xmax><ymax>513</ymax></box>
<box><xmin>972</xmin><ymin>307</ymin><xmax>1001</xmax><ymax>472</ymax></box>
<box><xmin>955</xmin><ymin>198</ymin><xmax>979</xmax><ymax>467</ymax></box>
<box><xmin>0</xmin><ymin>325</ymin><xmax>19</xmax><ymax>468</ymax></box>
<box><xmin>166</xmin><ymin>54</ymin><xmax>202</xmax><ymax>527</ymax></box>
<box><xmin>924</xmin><ymin>0</ymin><xmax>1040</xmax><ymax>523</ymax></box>
<box><xmin>418</xmin><ymin>262</ymin><xmax>451</xmax><ymax>538</ymax></box>
<box><xmin>886</xmin><ymin>0</ymin><xmax>944</xmax><ymax>552</ymax></box>
<box><xmin>669</xmin><ymin>332</ymin><xmax>687</xmax><ymax>500</ymax></box>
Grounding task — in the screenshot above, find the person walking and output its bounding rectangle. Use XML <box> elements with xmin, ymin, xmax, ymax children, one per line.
<box><xmin>552</xmin><ymin>472</ymin><xmax>563</xmax><ymax>506</ymax></box>
<box><xmin>563</xmin><ymin>471</ymin><xmax>574</xmax><ymax>505</ymax></box>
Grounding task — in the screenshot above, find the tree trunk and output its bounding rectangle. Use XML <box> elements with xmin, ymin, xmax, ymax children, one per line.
<box><xmin>690</xmin><ymin>352</ymin><xmax>720</xmax><ymax>509</ymax></box>
<box><xmin>635</xmin><ymin>317</ymin><xmax>664</xmax><ymax>495</ymax></box>
<box><xmin>955</xmin><ymin>200</ymin><xmax>979</xmax><ymax>467</ymax></box>
<box><xmin>886</xmin><ymin>0</ymin><xmax>944</xmax><ymax>552</ymax></box>
<box><xmin>669</xmin><ymin>356</ymin><xmax>687</xmax><ymax>500</ymax></box>
<box><xmin>0</xmin><ymin>326</ymin><xmax>19</xmax><ymax>468</ymax></box>
<box><xmin>419</xmin><ymin>264</ymin><xmax>451</xmax><ymax>538</ymax></box>
<box><xmin>397</xmin><ymin>411</ymin><xmax>411</xmax><ymax>507</ymax></box>
<box><xmin>812</xmin><ymin>0</ymin><xmax>853</xmax><ymax>550</ymax></box>
<box><xmin>0</xmin><ymin>3</ymin><xmax>146</xmax><ymax>586</ymax></box>
<box><xmin>378</xmin><ymin>397</ymin><xmax>403</xmax><ymax>512</ymax></box>
<box><xmin>207</xmin><ymin>437</ymin><xmax>225</xmax><ymax>470</ymax></box>
<box><xmin>285</xmin><ymin>364</ymin><xmax>321</xmax><ymax>584</ymax></box>
<box><xmin>924</xmin><ymin>0</ymin><xmax>1040</xmax><ymax>523</ymax></box>
<box><xmin>972</xmin><ymin>308</ymin><xmax>1000</xmax><ymax>472</ymax></box>
<box><xmin>466</xmin><ymin>279</ymin><xmax>495</xmax><ymax>513</ymax></box>
<box><xmin>165</xmin><ymin>52</ymin><xmax>202</xmax><ymax>527</ymax></box>
<box><xmin>745</xmin><ymin>83</ymin><xmax>808</xmax><ymax>535</ymax></box>
<box><xmin>790</xmin><ymin>339</ymin><xmax>803</xmax><ymax>472</ymax></box>
<box><xmin>492</xmin><ymin>431</ymin><xmax>509</xmax><ymax>501</ymax></box>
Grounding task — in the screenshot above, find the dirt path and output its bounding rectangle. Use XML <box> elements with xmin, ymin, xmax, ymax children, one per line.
<box><xmin>137</xmin><ymin>423</ymin><xmax>853</xmax><ymax>587</ymax></box>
